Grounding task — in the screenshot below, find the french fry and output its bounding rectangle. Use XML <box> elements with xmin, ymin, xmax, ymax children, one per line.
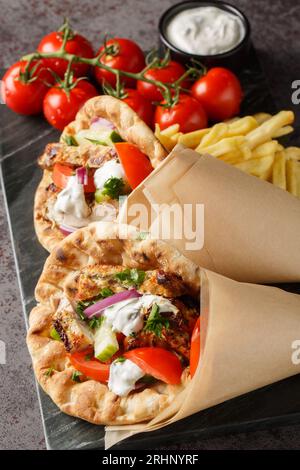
<box><xmin>197</xmin><ymin>123</ymin><xmax>228</xmax><ymax>148</ymax></box>
<box><xmin>224</xmin><ymin>116</ymin><xmax>241</xmax><ymax>124</ymax></box>
<box><xmin>272</xmin><ymin>151</ymin><xmax>286</xmax><ymax>190</ymax></box>
<box><xmin>286</xmin><ymin>160</ymin><xmax>300</xmax><ymax>197</ymax></box>
<box><xmin>253</xmin><ymin>112</ymin><xmax>272</xmax><ymax>125</ymax></box>
<box><xmin>251</xmin><ymin>141</ymin><xmax>279</xmax><ymax>159</ymax></box>
<box><xmin>178</xmin><ymin>128</ymin><xmax>210</xmax><ymax>148</ymax></box>
<box><xmin>196</xmin><ymin>136</ymin><xmax>246</xmax><ymax>158</ymax></box>
<box><xmin>284</xmin><ymin>147</ymin><xmax>300</xmax><ymax>161</ymax></box>
<box><xmin>226</xmin><ymin>116</ymin><xmax>258</xmax><ymax>136</ymax></box>
<box><xmin>234</xmin><ymin>155</ymin><xmax>274</xmax><ymax>181</ymax></box>
<box><xmin>218</xmin><ymin>151</ymin><xmax>244</xmax><ymax>164</ymax></box>
<box><xmin>156</xmin><ymin>110</ymin><xmax>300</xmax><ymax>199</ymax></box>
<box><xmin>273</xmin><ymin>125</ymin><xmax>294</xmax><ymax>138</ymax></box>
<box><xmin>155</xmin><ymin>124</ymin><xmax>177</xmax><ymax>151</ymax></box>
<box><xmin>246</xmin><ymin>111</ymin><xmax>294</xmax><ymax>149</ymax></box>
<box><xmin>160</xmin><ymin>124</ymin><xmax>180</xmax><ymax>137</ymax></box>
<box><xmin>170</xmin><ymin>132</ymin><xmax>183</xmax><ymax>143</ymax></box>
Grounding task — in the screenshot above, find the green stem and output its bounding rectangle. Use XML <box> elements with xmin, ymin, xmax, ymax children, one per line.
<box><xmin>21</xmin><ymin>48</ymin><xmax>198</xmax><ymax>107</ymax></box>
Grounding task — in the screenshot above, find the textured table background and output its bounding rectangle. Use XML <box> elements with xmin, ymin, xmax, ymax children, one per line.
<box><xmin>1</xmin><ymin>0</ymin><xmax>300</xmax><ymax>450</ymax></box>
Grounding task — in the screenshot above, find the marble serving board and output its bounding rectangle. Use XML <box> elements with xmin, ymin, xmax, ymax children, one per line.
<box><xmin>2</xmin><ymin>47</ymin><xmax>300</xmax><ymax>450</ymax></box>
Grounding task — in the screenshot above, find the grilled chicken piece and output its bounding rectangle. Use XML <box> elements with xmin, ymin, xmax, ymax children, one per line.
<box><xmin>139</xmin><ymin>270</ymin><xmax>187</xmax><ymax>298</ymax></box>
<box><xmin>76</xmin><ymin>265</ymin><xmax>127</xmax><ymax>300</ymax></box>
<box><xmin>75</xmin><ymin>265</ymin><xmax>188</xmax><ymax>301</ymax></box>
<box><xmin>38</xmin><ymin>142</ymin><xmax>117</xmax><ymax>170</ymax></box>
<box><xmin>124</xmin><ymin>299</ymin><xmax>198</xmax><ymax>362</ymax></box>
<box><xmin>53</xmin><ymin>298</ymin><xmax>93</xmax><ymax>353</ymax></box>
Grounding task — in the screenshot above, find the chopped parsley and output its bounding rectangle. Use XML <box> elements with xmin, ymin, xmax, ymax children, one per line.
<box><xmin>101</xmin><ymin>177</ymin><xmax>125</xmax><ymax>200</ymax></box>
<box><xmin>76</xmin><ymin>288</ymin><xmax>114</xmax><ymax>321</ymax></box>
<box><xmin>100</xmin><ymin>287</ymin><xmax>114</xmax><ymax>298</ymax></box>
<box><xmin>44</xmin><ymin>367</ymin><xmax>55</xmax><ymax>377</ymax></box>
<box><xmin>63</xmin><ymin>135</ymin><xmax>78</xmax><ymax>146</ymax></box>
<box><xmin>143</xmin><ymin>303</ymin><xmax>169</xmax><ymax>338</ymax></box>
<box><xmin>88</xmin><ymin>316</ymin><xmax>104</xmax><ymax>330</ymax></box>
<box><xmin>114</xmin><ymin>356</ymin><xmax>126</xmax><ymax>363</ymax></box>
<box><xmin>84</xmin><ymin>353</ymin><xmax>92</xmax><ymax>361</ymax></box>
<box><xmin>76</xmin><ymin>299</ymin><xmax>92</xmax><ymax>320</ymax></box>
<box><xmin>71</xmin><ymin>370</ymin><xmax>83</xmax><ymax>382</ymax></box>
<box><xmin>110</xmin><ymin>131</ymin><xmax>124</xmax><ymax>143</ymax></box>
<box><xmin>115</xmin><ymin>268</ymin><xmax>146</xmax><ymax>288</ymax></box>
<box><xmin>86</xmin><ymin>138</ymin><xmax>108</xmax><ymax>146</ymax></box>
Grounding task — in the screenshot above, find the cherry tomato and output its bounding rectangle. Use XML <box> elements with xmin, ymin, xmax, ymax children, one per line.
<box><xmin>190</xmin><ymin>317</ymin><xmax>200</xmax><ymax>378</ymax></box>
<box><xmin>43</xmin><ymin>80</ymin><xmax>98</xmax><ymax>130</ymax></box>
<box><xmin>137</xmin><ymin>60</ymin><xmax>189</xmax><ymax>102</ymax></box>
<box><xmin>37</xmin><ymin>32</ymin><xmax>94</xmax><ymax>78</ymax></box>
<box><xmin>1</xmin><ymin>60</ymin><xmax>53</xmax><ymax>115</ymax></box>
<box><xmin>121</xmin><ymin>89</ymin><xmax>154</xmax><ymax>127</ymax></box>
<box><xmin>68</xmin><ymin>350</ymin><xmax>110</xmax><ymax>383</ymax></box>
<box><xmin>52</xmin><ymin>163</ymin><xmax>96</xmax><ymax>192</ymax></box>
<box><xmin>124</xmin><ymin>347</ymin><xmax>183</xmax><ymax>385</ymax></box>
<box><xmin>191</xmin><ymin>67</ymin><xmax>243</xmax><ymax>121</ymax></box>
<box><xmin>155</xmin><ymin>94</ymin><xmax>208</xmax><ymax>133</ymax></box>
<box><xmin>94</xmin><ymin>38</ymin><xmax>145</xmax><ymax>87</ymax></box>
<box><xmin>114</xmin><ymin>142</ymin><xmax>153</xmax><ymax>189</ymax></box>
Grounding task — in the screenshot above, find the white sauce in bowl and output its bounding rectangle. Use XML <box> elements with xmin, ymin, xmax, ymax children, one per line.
<box><xmin>165</xmin><ymin>6</ymin><xmax>246</xmax><ymax>56</ymax></box>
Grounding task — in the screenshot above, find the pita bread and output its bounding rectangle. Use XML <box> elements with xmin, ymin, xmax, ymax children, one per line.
<box><xmin>62</xmin><ymin>95</ymin><xmax>167</xmax><ymax>169</ymax></box>
<box><xmin>34</xmin><ymin>96</ymin><xmax>167</xmax><ymax>252</ymax></box>
<box><xmin>27</xmin><ymin>222</ymin><xmax>200</xmax><ymax>425</ymax></box>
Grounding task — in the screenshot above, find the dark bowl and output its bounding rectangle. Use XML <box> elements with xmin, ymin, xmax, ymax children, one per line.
<box><xmin>158</xmin><ymin>0</ymin><xmax>251</xmax><ymax>72</ymax></box>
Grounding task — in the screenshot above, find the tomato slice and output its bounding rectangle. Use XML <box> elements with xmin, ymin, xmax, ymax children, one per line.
<box><xmin>124</xmin><ymin>347</ymin><xmax>182</xmax><ymax>385</ymax></box>
<box><xmin>190</xmin><ymin>317</ymin><xmax>200</xmax><ymax>378</ymax></box>
<box><xmin>52</xmin><ymin>163</ymin><xmax>96</xmax><ymax>193</ymax></box>
<box><xmin>114</xmin><ymin>142</ymin><xmax>153</xmax><ymax>189</ymax></box>
<box><xmin>68</xmin><ymin>350</ymin><xmax>110</xmax><ymax>383</ymax></box>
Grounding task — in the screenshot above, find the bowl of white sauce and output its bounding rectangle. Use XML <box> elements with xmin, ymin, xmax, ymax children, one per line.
<box><xmin>159</xmin><ymin>1</ymin><xmax>251</xmax><ymax>70</ymax></box>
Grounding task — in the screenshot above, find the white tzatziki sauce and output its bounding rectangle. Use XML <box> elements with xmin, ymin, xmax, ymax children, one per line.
<box><xmin>49</xmin><ymin>176</ymin><xmax>118</xmax><ymax>228</ymax></box>
<box><xmin>94</xmin><ymin>159</ymin><xmax>126</xmax><ymax>191</ymax></box>
<box><xmin>165</xmin><ymin>6</ymin><xmax>245</xmax><ymax>55</ymax></box>
<box><xmin>103</xmin><ymin>294</ymin><xmax>178</xmax><ymax>337</ymax></box>
<box><xmin>108</xmin><ymin>359</ymin><xmax>145</xmax><ymax>396</ymax></box>
<box><xmin>52</xmin><ymin>176</ymin><xmax>90</xmax><ymax>225</ymax></box>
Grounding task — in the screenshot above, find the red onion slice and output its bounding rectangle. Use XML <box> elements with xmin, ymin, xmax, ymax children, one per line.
<box><xmin>91</xmin><ymin>117</ymin><xmax>115</xmax><ymax>129</ymax></box>
<box><xmin>84</xmin><ymin>289</ymin><xmax>141</xmax><ymax>318</ymax></box>
<box><xmin>76</xmin><ymin>167</ymin><xmax>88</xmax><ymax>185</ymax></box>
<box><xmin>59</xmin><ymin>224</ymin><xmax>77</xmax><ymax>236</ymax></box>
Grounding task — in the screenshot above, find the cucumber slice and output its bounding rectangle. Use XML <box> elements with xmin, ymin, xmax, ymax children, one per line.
<box><xmin>94</xmin><ymin>189</ymin><xmax>109</xmax><ymax>204</ymax></box>
<box><xmin>94</xmin><ymin>323</ymin><xmax>119</xmax><ymax>362</ymax></box>
<box><xmin>50</xmin><ymin>327</ymin><xmax>61</xmax><ymax>341</ymax></box>
<box><xmin>75</xmin><ymin>128</ymin><xmax>123</xmax><ymax>147</ymax></box>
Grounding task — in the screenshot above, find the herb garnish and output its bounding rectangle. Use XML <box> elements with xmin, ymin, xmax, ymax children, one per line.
<box><xmin>143</xmin><ymin>303</ymin><xmax>169</xmax><ymax>338</ymax></box>
<box><xmin>114</xmin><ymin>356</ymin><xmax>126</xmax><ymax>363</ymax></box>
<box><xmin>71</xmin><ymin>370</ymin><xmax>83</xmax><ymax>382</ymax></box>
<box><xmin>100</xmin><ymin>287</ymin><xmax>114</xmax><ymax>298</ymax></box>
<box><xmin>84</xmin><ymin>354</ymin><xmax>92</xmax><ymax>361</ymax></box>
<box><xmin>86</xmin><ymin>138</ymin><xmax>108</xmax><ymax>146</ymax></box>
<box><xmin>44</xmin><ymin>367</ymin><xmax>55</xmax><ymax>377</ymax></box>
<box><xmin>115</xmin><ymin>268</ymin><xmax>146</xmax><ymax>287</ymax></box>
<box><xmin>63</xmin><ymin>135</ymin><xmax>78</xmax><ymax>146</ymax></box>
<box><xmin>88</xmin><ymin>316</ymin><xmax>104</xmax><ymax>330</ymax></box>
<box><xmin>101</xmin><ymin>177</ymin><xmax>125</xmax><ymax>200</ymax></box>
<box><xmin>76</xmin><ymin>288</ymin><xmax>114</xmax><ymax>321</ymax></box>
<box><xmin>110</xmin><ymin>131</ymin><xmax>124</xmax><ymax>143</ymax></box>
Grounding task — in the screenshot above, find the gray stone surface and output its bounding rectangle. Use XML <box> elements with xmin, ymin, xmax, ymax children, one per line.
<box><xmin>0</xmin><ymin>0</ymin><xmax>300</xmax><ymax>450</ymax></box>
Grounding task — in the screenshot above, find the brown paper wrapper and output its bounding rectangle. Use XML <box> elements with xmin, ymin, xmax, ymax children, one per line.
<box><xmin>105</xmin><ymin>269</ymin><xmax>300</xmax><ymax>449</ymax></box>
<box><xmin>119</xmin><ymin>144</ymin><xmax>300</xmax><ymax>283</ymax></box>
